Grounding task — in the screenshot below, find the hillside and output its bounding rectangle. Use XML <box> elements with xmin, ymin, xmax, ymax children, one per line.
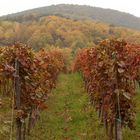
<box><xmin>1</xmin><ymin>4</ymin><xmax>140</xmax><ymax>30</ymax></box>
<box><xmin>0</xmin><ymin>16</ymin><xmax>140</xmax><ymax>50</ymax></box>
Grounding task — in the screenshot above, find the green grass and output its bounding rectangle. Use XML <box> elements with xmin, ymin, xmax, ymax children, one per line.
<box><xmin>1</xmin><ymin>73</ymin><xmax>140</xmax><ymax>140</ymax></box>
<box><xmin>28</xmin><ymin>73</ymin><xmax>107</xmax><ymax>140</ymax></box>
<box><xmin>0</xmin><ymin>97</ymin><xmax>13</xmax><ymax>140</ymax></box>
<box><xmin>123</xmin><ymin>84</ymin><xmax>140</xmax><ymax>140</ymax></box>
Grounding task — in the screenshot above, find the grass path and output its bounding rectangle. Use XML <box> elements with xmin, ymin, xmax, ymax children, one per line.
<box><xmin>1</xmin><ymin>72</ymin><xmax>140</xmax><ymax>140</ymax></box>
<box><xmin>28</xmin><ymin>73</ymin><xmax>140</xmax><ymax>140</ymax></box>
<box><xmin>29</xmin><ymin>73</ymin><xmax>107</xmax><ymax>140</ymax></box>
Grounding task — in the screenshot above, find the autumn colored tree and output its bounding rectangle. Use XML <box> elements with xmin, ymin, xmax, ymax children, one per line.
<box><xmin>1</xmin><ymin>16</ymin><xmax>140</xmax><ymax>49</ymax></box>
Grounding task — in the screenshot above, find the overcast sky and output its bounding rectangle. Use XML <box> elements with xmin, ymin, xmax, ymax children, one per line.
<box><xmin>0</xmin><ymin>0</ymin><xmax>139</xmax><ymax>17</ymax></box>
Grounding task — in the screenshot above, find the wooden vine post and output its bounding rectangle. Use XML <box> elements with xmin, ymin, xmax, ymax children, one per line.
<box><xmin>114</xmin><ymin>62</ymin><xmax>122</xmax><ymax>140</ymax></box>
<box><xmin>15</xmin><ymin>58</ymin><xmax>22</xmax><ymax>140</ymax></box>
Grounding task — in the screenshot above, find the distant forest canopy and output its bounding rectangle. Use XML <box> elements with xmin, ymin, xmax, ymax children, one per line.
<box><xmin>1</xmin><ymin>4</ymin><xmax>140</xmax><ymax>30</ymax></box>
<box><xmin>0</xmin><ymin>15</ymin><xmax>140</xmax><ymax>50</ymax></box>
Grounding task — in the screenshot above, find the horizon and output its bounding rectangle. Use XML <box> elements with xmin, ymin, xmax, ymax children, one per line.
<box><xmin>0</xmin><ymin>0</ymin><xmax>140</xmax><ymax>18</ymax></box>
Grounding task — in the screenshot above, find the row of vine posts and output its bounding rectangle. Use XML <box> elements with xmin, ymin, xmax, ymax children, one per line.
<box><xmin>0</xmin><ymin>43</ymin><xmax>65</xmax><ymax>140</ymax></box>
<box><xmin>74</xmin><ymin>39</ymin><xmax>140</xmax><ymax>140</ymax></box>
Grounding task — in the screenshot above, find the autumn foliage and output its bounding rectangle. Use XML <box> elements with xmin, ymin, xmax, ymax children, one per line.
<box><xmin>74</xmin><ymin>39</ymin><xmax>140</xmax><ymax>139</ymax></box>
<box><xmin>0</xmin><ymin>43</ymin><xmax>65</xmax><ymax>138</ymax></box>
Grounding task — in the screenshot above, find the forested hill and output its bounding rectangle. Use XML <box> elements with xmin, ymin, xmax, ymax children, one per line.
<box><xmin>1</xmin><ymin>4</ymin><xmax>140</xmax><ymax>30</ymax></box>
<box><xmin>0</xmin><ymin>15</ymin><xmax>140</xmax><ymax>49</ymax></box>
<box><xmin>1</xmin><ymin>15</ymin><xmax>140</xmax><ymax>49</ymax></box>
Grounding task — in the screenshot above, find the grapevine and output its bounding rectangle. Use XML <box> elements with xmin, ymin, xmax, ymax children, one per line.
<box><xmin>74</xmin><ymin>39</ymin><xmax>140</xmax><ymax>140</ymax></box>
<box><xmin>0</xmin><ymin>43</ymin><xmax>65</xmax><ymax>139</ymax></box>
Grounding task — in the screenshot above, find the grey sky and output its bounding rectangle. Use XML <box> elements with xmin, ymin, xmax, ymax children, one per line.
<box><xmin>0</xmin><ymin>0</ymin><xmax>139</xmax><ymax>17</ymax></box>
